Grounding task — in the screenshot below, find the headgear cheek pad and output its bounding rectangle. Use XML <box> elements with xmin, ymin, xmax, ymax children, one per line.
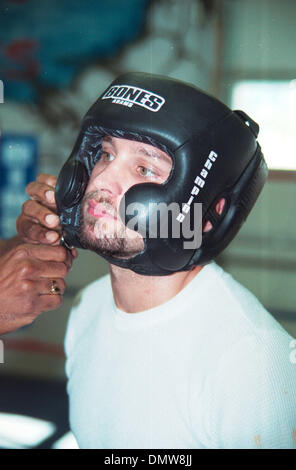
<box><xmin>55</xmin><ymin>72</ymin><xmax>268</xmax><ymax>276</ymax></box>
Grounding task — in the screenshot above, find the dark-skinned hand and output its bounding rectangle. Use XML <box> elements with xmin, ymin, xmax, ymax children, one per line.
<box><xmin>16</xmin><ymin>173</ymin><xmax>77</xmax><ymax>258</ymax></box>
<box><xmin>0</xmin><ymin>243</ymin><xmax>72</xmax><ymax>335</ymax></box>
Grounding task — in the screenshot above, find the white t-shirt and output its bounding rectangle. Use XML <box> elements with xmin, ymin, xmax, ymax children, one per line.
<box><xmin>64</xmin><ymin>262</ymin><xmax>296</xmax><ymax>449</ymax></box>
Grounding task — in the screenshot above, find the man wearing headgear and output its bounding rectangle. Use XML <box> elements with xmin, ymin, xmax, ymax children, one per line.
<box><xmin>17</xmin><ymin>72</ymin><xmax>296</xmax><ymax>449</ymax></box>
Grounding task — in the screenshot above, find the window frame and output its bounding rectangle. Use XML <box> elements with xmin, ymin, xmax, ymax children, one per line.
<box><xmin>221</xmin><ymin>71</ymin><xmax>296</xmax><ymax>181</ymax></box>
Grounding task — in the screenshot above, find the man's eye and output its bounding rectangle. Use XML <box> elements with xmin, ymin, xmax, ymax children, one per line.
<box><xmin>138</xmin><ymin>166</ymin><xmax>155</xmax><ymax>177</ymax></box>
<box><xmin>102</xmin><ymin>151</ymin><xmax>115</xmax><ymax>162</ymax></box>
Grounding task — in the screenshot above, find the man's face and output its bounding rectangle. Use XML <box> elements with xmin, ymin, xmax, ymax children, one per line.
<box><xmin>79</xmin><ymin>136</ymin><xmax>172</xmax><ymax>258</ymax></box>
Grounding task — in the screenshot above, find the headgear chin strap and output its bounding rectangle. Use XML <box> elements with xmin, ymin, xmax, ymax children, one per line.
<box><xmin>55</xmin><ymin>72</ymin><xmax>268</xmax><ymax>276</ymax></box>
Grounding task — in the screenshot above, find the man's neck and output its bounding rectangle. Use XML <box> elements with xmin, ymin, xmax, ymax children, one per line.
<box><xmin>109</xmin><ymin>262</ymin><xmax>203</xmax><ymax>313</ymax></box>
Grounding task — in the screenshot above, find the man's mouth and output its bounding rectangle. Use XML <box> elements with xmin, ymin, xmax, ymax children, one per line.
<box><xmin>87</xmin><ymin>199</ymin><xmax>117</xmax><ymax>220</ymax></box>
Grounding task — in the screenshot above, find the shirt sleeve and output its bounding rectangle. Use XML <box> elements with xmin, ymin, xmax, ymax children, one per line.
<box><xmin>206</xmin><ymin>329</ymin><xmax>296</xmax><ymax>449</ymax></box>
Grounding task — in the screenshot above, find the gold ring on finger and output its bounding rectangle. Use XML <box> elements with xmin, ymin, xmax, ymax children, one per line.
<box><xmin>50</xmin><ymin>279</ymin><xmax>61</xmax><ymax>295</ymax></box>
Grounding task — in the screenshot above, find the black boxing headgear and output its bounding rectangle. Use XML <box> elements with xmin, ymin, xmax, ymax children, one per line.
<box><xmin>55</xmin><ymin>72</ymin><xmax>268</xmax><ymax>276</ymax></box>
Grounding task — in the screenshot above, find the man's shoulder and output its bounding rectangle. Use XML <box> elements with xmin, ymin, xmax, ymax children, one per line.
<box><xmin>207</xmin><ymin>265</ymin><xmax>296</xmax><ymax>401</ymax></box>
<box><xmin>204</xmin><ymin>262</ymin><xmax>285</xmax><ymax>337</ymax></box>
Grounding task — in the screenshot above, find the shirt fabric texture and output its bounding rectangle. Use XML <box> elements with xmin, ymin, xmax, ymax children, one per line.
<box><xmin>64</xmin><ymin>262</ymin><xmax>296</xmax><ymax>449</ymax></box>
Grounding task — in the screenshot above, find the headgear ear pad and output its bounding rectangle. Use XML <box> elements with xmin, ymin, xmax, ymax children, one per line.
<box><xmin>55</xmin><ymin>72</ymin><xmax>268</xmax><ymax>276</ymax></box>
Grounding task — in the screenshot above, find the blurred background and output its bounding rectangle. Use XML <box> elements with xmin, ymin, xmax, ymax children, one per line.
<box><xmin>0</xmin><ymin>0</ymin><xmax>295</xmax><ymax>449</ymax></box>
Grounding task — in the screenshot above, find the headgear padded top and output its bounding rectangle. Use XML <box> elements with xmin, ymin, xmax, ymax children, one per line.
<box><xmin>55</xmin><ymin>72</ymin><xmax>268</xmax><ymax>276</ymax></box>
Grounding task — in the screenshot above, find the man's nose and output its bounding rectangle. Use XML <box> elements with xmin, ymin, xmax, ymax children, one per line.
<box><xmin>93</xmin><ymin>159</ymin><xmax>124</xmax><ymax>199</ymax></box>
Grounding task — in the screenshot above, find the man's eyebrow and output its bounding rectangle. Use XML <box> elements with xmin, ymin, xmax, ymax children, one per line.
<box><xmin>102</xmin><ymin>136</ymin><xmax>171</xmax><ymax>165</ymax></box>
<box><xmin>135</xmin><ymin>145</ymin><xmax>172</xmax><ymax>165</ymax></box>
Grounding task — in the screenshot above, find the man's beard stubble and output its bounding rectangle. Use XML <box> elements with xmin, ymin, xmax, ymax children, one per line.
<box><xmin>79</xmin><ymin>191</ymin><xmax>145</xmax><ymax>258</ymax></box>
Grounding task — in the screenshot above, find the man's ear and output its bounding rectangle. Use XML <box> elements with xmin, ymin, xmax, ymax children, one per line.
<box><xmin>202</xmin><ymin>198</ymin><xmax>226</xmax><ymax>233</ymax></box>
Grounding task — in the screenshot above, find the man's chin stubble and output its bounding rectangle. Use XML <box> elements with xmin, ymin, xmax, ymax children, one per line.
<box><xmin>79</xmin><ymin>223</ymin><xmax>144</xmax><ymax>258</ymax></box>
